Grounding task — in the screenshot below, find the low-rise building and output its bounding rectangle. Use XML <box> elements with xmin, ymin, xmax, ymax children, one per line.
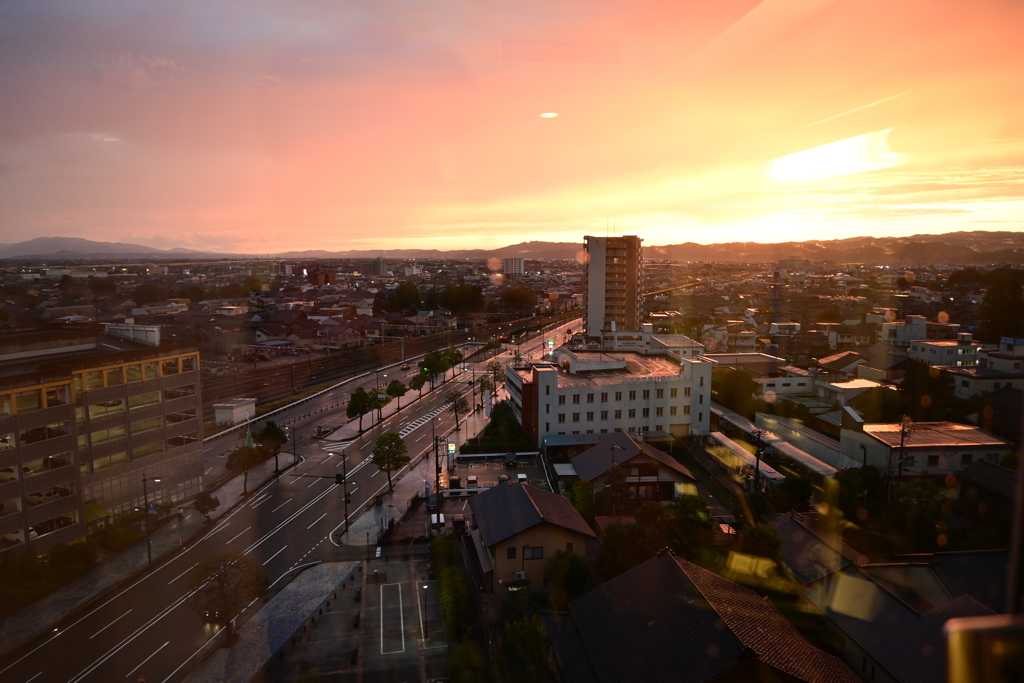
<box><xmin>505</xmin><ymin>347</ymin><xmax>712</xmax><ymax>448</ymax></box>
<box><xmin>467</xmin><ymin>482</ymin><xmax>595</xmax><ymax>593</ymax></box>
<box><xmin>907</xmin><ymin>332</ymin><xmax>981</xmax><ymax>368</ymax></box>
<box><xmin>839</xmin><ymin>416</ymin><xmax>1011</xmax><ymax>478</ymax></box>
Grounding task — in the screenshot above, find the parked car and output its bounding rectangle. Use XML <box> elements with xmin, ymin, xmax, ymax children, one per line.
<box><xmin>504</xmin><ymin>453</ymin><xmax>517</xmax><ymax>468</ymax></box>
<box><xmin>466</xmin><ymin>475</ymin><xmax>478</xmax><ymax>489</ymax></box>
<box><xmin>517</xmin><ymin>473</ymin><xmax>528</xmax><ymax>484</ymax></box>
<box><xmin>0</xmin><ymin>466</ymin><xmax>33</xmax><ymax>482</ymax></box>
<box><xmin>26</xmin><ymin>487</ymin><xmax>69</xmax><ymax>505</ymax></box>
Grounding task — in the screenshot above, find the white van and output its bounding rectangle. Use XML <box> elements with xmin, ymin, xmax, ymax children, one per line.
<box><xmin>517</xmin><ymin>473</ymin><xmax>528</xmax><ymax>484</ymax></box>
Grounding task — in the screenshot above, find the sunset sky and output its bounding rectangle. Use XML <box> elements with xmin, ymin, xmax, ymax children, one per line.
<box><xmin>1</xmin><ymin>0</ymin><xmax>1022</xmax><ymax>253</ymax></box>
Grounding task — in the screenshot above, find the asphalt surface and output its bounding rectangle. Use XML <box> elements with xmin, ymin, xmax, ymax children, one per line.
<box><xmin>0</xmin><ymin>318</ymin><xmax>576</xmax><ymax>683</ymax></box>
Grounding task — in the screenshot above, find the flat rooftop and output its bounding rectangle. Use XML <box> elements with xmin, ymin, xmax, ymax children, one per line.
<box><xmin>515</xmin><ymin>352</ymin><xmax>684</xmax><ymax>386</ymax></box>
<box><xmin>864</xmin><ymin>422</ymin><xmax>1009</xmax><ymax>449</ymax></box>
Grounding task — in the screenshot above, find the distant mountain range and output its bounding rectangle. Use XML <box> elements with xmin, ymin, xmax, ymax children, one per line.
<box><xmin>1</xmin><ymin>231</ymin><xmax>1023</xmax><ymax>264</ymax></box>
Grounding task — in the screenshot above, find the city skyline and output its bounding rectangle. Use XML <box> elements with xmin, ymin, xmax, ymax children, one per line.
<box><xmin>1</xmin><ymin>1</ymin><xmax>1023</xmax><ymax>253</ymax></box>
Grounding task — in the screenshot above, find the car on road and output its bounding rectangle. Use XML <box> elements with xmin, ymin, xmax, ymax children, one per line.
<box><xmin>517</xmin><ymin>473</ymin><xmax>528</xmax><ymax>484</ymax></box>
<box><xmin>400</xmin><ymin>363</ymin><xmax>411</xmax><ymax>370</ymax></box>
<box><xmin>466</xmin><ymin>475</ymin><xmax>478</xmax><ymax>489</ymax></box>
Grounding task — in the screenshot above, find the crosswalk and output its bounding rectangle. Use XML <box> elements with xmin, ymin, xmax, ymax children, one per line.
<box><xmin>319</xmin><ymin>389</ymin><xmax>469</xmax><ymax>449</ymax></box>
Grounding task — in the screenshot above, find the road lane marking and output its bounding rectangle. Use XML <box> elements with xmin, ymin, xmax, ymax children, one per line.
<box><xmin>226</xmin><ymin>526</ymin><xmax>251</xmax><ymax>544</ymax></box>
<box><xmin>88</xmin><ymin>609</ymin><xmax>133</xmax><ymax>640</ymax></box>
<box><xmin>271</xmin><ymin>500</ymin><xmax>292</xmax><ymax>512</ymax></box>
<box><xmin>67</xmin><ymin>588</ymin><xmax>195</xmax><ymax>683</ymax></box>
<box><xmin>166</xmin><ymin>563</ymin><xmax>197</xmax><ymax>586</ymax></box>
<box><xmin>25</xmin><ymin>673</ymin><xmax>42</xmax><ymax>682</ymax></box>
<box><xmin>263</xmin><ymin>545</ymin><xmax>287</xmax><ymax>565</ymax></box>
<box><xmin>242</xmin><ymin>484</ymin><xmax>337</xmax><ymax>555</ymax></box>
<box><xmin>124</xmin><ymin>641</ymin><xmax>168</xmax><ymax>678</ymax></box>
<box><xmin>306</xmin><ymin>513</ymin><xmax>326</xmax><ymax>529</ymax></box>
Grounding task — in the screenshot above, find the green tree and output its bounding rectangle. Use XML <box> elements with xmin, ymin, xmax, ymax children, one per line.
<box><xmin>371</xmin><ymin>432</ymin><xmax>409</xmax><ymax>492</ymax></box>
<box><xmin>671</xmin><ymin>494</ymin><xmax>715</xmax><ymax>560</ymax></box>
<box><xmin>188</xmin><ymin>551</ymin><xmax>268</xmax><ymax>643</ymax></box>
<box><xmin>57</xmin><ymin>274</ymin><xmax>76</xmax><ymax>293</ymax></box>
<box><xmin>817</xmin><ymin>307</ymin><xmax>843</xmax><ymax>323</ymax></box>
<box><xmin>409</xmin><ymin>372</ymin><xmax>428</xmax><ymax>397</ymax></box>
<box><xmin>443</xmin><ymin>389</ymin><xmax>469</xmax><ymax>430</ymax></box>
<box><xmin>178</xmin><ymin>283</ymin><xmax>206</xmax><ymax>304</ymax></box>
<box><xmin>243</xmin><ymin>276</ymin><xmax>262</xmax><ymax>293</ymax></box>
<box><xmin>226</xmin><ymin>445</ymin><xmax>262</xmax><ymax>495</ymax></box>
<box><xmin>193</xmin><ymin>490</ymin><xmax>220</xmax><ymax>521</ymax></box>
<box><xmin>487</xmin><ymin>359</ymin><xmax>504</xmax><ymax>386</ymax></box>
<box><xmin>347</xmin><ymin>387</ymin><xmax>373</xmax><ymax>431</ymax></box>
<box><xmin>500</xmin><ymin>285</ymin><xmax>536</xmax><ymax>312</ymax></box>
<box><xmin>437</xmin><ymin>284</ymin><xmax>485</xmax><ymax>315</ymax></box>
<box><xmin>978</xmin><ymin>270</ymin><xmax>1024</xmax><ymax>342</ymax></box>
<box><xmin>393</xmin><ymin>281</ymin><xmax>421</xmax><ymax>312</ymax></box>
<box><xmin>132</xmin><ymin>282</ymin><xmax>169</xmax><ymax>306</ymax></box>
<box><xmin>711</xmin><ymin>368</ymin><xmax>756</xmax><ymax>413</ymax></box>
<box><xmin>444</xmin><ymin>347</ymin><xmax>464</xmax><ymax>379</ymax></box>
<box><xmin>88</xmin><ymin>278</ymin><xmax>117</xmax><ymax>297</ymax></box>
<box><xmin>848</xmin><ymin>387</ymin><xmax>903</xmax><ymax>423</ymax></box>
<box><xmin>544</xmin><ymin>550</ymin><xmax>593</xmax><ymax>611</ymax></box>
<box><xmin>501</xmin><ymin>615</ymin><xmax>551</xmax><ymax>682</ymax></box>
<box><xmin>477</xmin><ymin>375</ymin><xmax>495</xmax><ymax>395</ymax></box>
<box><xmin>386</xmin><ymin>379</ymin><xmax>408</xmax><ymax>409</ymax></box>
<box><xmin>568</xmin><ymin>480</ymin><xmax>594</xmax><ymax>520</ymax></box>
<box><xmin>947</xmin><ymin>267</ymin><xmax>984</xmax><ymax>289</ymax></box>
<box><xmin>734</xmin><ymin>523</ymin><xmax>782</xmax><ymax>560</ymax></box>
<box><xmin>257</xmin><ymin>420</ymin><xmax>287</xmax><ymax>456</ymax></box>
<box><xmin>422</xmin><ymin>350</ymin><xmax>450</xmax><ymax>389</ymax></box>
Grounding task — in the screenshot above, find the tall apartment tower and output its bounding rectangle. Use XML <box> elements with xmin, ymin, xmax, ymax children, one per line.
<box><xmin>583</xmin><ymin>235</ymin><xmax>643</xmax><ymax>337</ymax></box>
<box><xmin>374</xmin><ymin>257</ymin><xmax>389</xmax><ymax>277</ymax></box>
<box><xmin>502</xmin><ymin>258</ymin><xmax>525</xmax><ymax>278</ymax></box>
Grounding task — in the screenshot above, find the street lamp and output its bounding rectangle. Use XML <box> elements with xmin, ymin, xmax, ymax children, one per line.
<box><xmin>422</xmin><ymin>584</ymin><xmax>429</xmax><ymax>638</ymax></box>
<box><xmin>140</xmin><ymin>474</ymin><xmax>162</xmax><ymax>566</ymax></box>
<box><xmin>751</xmin><ymin>428</ymin><xmax>766</xmax><ymax>492</ymax></box>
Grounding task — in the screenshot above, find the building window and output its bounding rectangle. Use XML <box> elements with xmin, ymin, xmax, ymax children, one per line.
<box><xmin>614</xmin><ymin>410</ymin><xmax>622</xmax><ymax>419</ymax></box>
<box><xmin>558</xmin><ymin>395</ymin><xmax>566</xmax><ymax>405</ymax></box>
<box><xmin>629</xmin><ymin>390</ymin><xmax>636</xmax><ymax>401</ymax></box>
<box><xmin>545</xmin><ymin>386</ymin><xmax>550</xmax><ymax>395</ymax></box>
<box><xmin>507</xmin><ymin>547</ymin><xmax>516</xmax><ymax>560</ymax></box>
<box><xmin>670</xmin><ymin>388</ymin><xmax>677</xmax><ymax>398</ymax></box>
<box><xmin>572</xmin><ymin>394</ymin><xmax>580</xmax><ymax>404</ymax></box>
<box><xmin>615</xmin><ymin>392</ymin><xmax>622</xmax><ymax>401</ymax></box>
<box><xmin>904</xmin><ymin>455</ymin><xmax>915</xmax><ymax>467</ymax></box>
<box><xmin>642</xmin><ymin>390</ymin><xmax>650</xmax><ymax>400</ymax></box>
<box><xmin>524</xmin><ymin>546</ymin><xmax>543</xmax><ymax>560</ymax></box>
<box><xmin>558</xmin><ymin>414</ymin><xmax>566</xmax><ymax>423</ymax></box>
<box><xmin>572</xmin><ymin>413</ymin><xmax>580</xmax><ymax>422</ymax></box>
<box><xmin>699</xmin><ymin>395</ymin><xmax>703</xmax><ymax>404</ymax></box>
<box><xmin>614</xmin><ymin>427</ymin><xmax>622</xmax><ymax>432</ymax></box>
<box><xmin>628</xmin><ymin>409</ymin><xmax>636</xmax><ymax>418</ymax></box>
<box><xmin>545</xmin><ymin>405</ymin><xmax>550</xmax><ymax>414</ymax></box>
<box><xmin>961</xmin><ymin>454</ymin><xmax>973</xmax><ymax>465</ymax></box>
<box><xmin>600</xmin><ymin>429</ymin><xmax>607</xmax><ymax>433</ymax></box>
<box><xmin>601</xmin><ymin>410</ymin><xmax>608</xmax><ymax>420</ymax></box>
<box><xmin>684</xmin><ymin>406</ymin><xmax>691</xmax><ymax>414</ymax></box>
<box><xmin>700</xmin><ymin>377</ymin><xmax>704</xmax><ymax>387</ymax></box>
<box><xmin>698</xmin><ymin>413</ymin><xmax>703</xmax><ymax>422</ymax></box>
<box><xmin>928</xmin><ymin>455</ymin><xmax>939</xmax><ymax>466</ymax></box>
<box><xmin>586</xmin><ymin>412</ymin><xmax>594</xmax><ymax>421</ymax></box>
<box><xmin>546</xmin><ymin>422</ymin><xmax>550</xmax><ymax>432</ymax></box>
<box><xmin>601</xmin><ymin>392</ymin><xmax>608</xmax><ymax>402</ymax></box>
<box><xmin>656</xmin><ymin>407</ymin><xmax>663</xmax><ymax>417</ymax></box>
<box><xmin>684</xmin><ymin>387</ymin><xmax>691</xmax><ymax>397</ymax></box>
<box><xmin>587</xmin><ymin>393</ymin><xmax>594</xmax><ymax>403</ymax></box>
<box><xmin>642</xmin><ymin>408</ymin><xmax>650</xmax><ymax>417</ymax></box>
<box><xmin>656</xmin><ymin>389</ymin><xmax>664</xmax><ymax>399</ymax></box>
<box><xmin>655</xmin><ymin>425</ymin><xmax>663</xmax><ymax>432</ymax></box>
<box><xmin>670</xmin><ymin>406</ymin><xmax>677</xmax><ymax>416</ymax></box>
<box><xmin>986</xmin><ymin>453</ymin><xmax>999</xmax><ymax>463</ymax></box>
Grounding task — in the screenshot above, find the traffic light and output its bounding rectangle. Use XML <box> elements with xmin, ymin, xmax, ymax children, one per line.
<box><xmin>335</xmin><ymin>473</ymin><xmax>345</xmax><ymax>485</ymax></box>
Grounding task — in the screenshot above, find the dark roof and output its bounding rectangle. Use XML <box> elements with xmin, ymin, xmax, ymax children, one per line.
<box><xmin>571</xmin><ymin>432</ymin><xmax>695</xmax><ymax>483</ymax></box>
<box><xmin>772</xmin><ymin>512</ymin><xmax>850</xmax><ymax>585</ymax></box>
<box><xmin>555</xmin><ymin>551</ymin><xmax>860</xmax><ymax>683</ymax></box>
<box><xmin>541</xmin><ymin>612</ymin><xmax>600</xmax><ymax>683</ymax></box>
<box><xmin>816</xmin><ymin>351</ymin><xmax>865</xmax><ymax>369</ymax></box>
<box><xmin>929</xmin><ymin>549</ymin><xmax>1009</xmax><ymax>613</ymax></box>
<box><xmin>822</xmin><ymin>568</ymin><xmax>994</xmax><ymax>683</ymax></box>
<box><xmin>468</xmin><ymin>483</ymin><xmax>595</xmax><ymax>547</ymax></box>
<box><xmin>957</xmin><ymin>459</ymin><xmax>1016</xmax><ymax>499</ymax></box>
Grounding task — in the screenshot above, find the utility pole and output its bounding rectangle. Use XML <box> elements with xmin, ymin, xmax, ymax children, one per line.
<box><xmin>751</xmin><ymin>428</ymin><xmax>766</xmax><ymax>493</ymax></box>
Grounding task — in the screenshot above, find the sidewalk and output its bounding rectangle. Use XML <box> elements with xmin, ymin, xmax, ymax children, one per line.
<box><xmin>338</xmin><ymin>392</ymin><xmax>498</xmax><ymax>547</ymax></box>
<box><xmin>0</xmin><ymin>444</ymin><xmax>286</xmax><ymax>658</ymax></box>
<box><xmin>0</xmin><ymin>370</ymin><xmax>492</xmax><ymax>658</ymax></box>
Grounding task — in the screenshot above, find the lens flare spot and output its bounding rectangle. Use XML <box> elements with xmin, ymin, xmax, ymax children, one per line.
<box><xmin>540</xmin><ymin>112</ymin><xmax>558</xmax><ymax>118</ymax></box>
<box><xmin>768</xmin><ymin>128</ymin><xmax>905</xmax><ymax>182</ymax></box>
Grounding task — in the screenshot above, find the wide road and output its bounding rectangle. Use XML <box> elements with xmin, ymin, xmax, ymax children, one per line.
<box><xmin>0</xmin><ymin>318</ymin><xmax>578</xmax><ymax>683</ymax></box>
